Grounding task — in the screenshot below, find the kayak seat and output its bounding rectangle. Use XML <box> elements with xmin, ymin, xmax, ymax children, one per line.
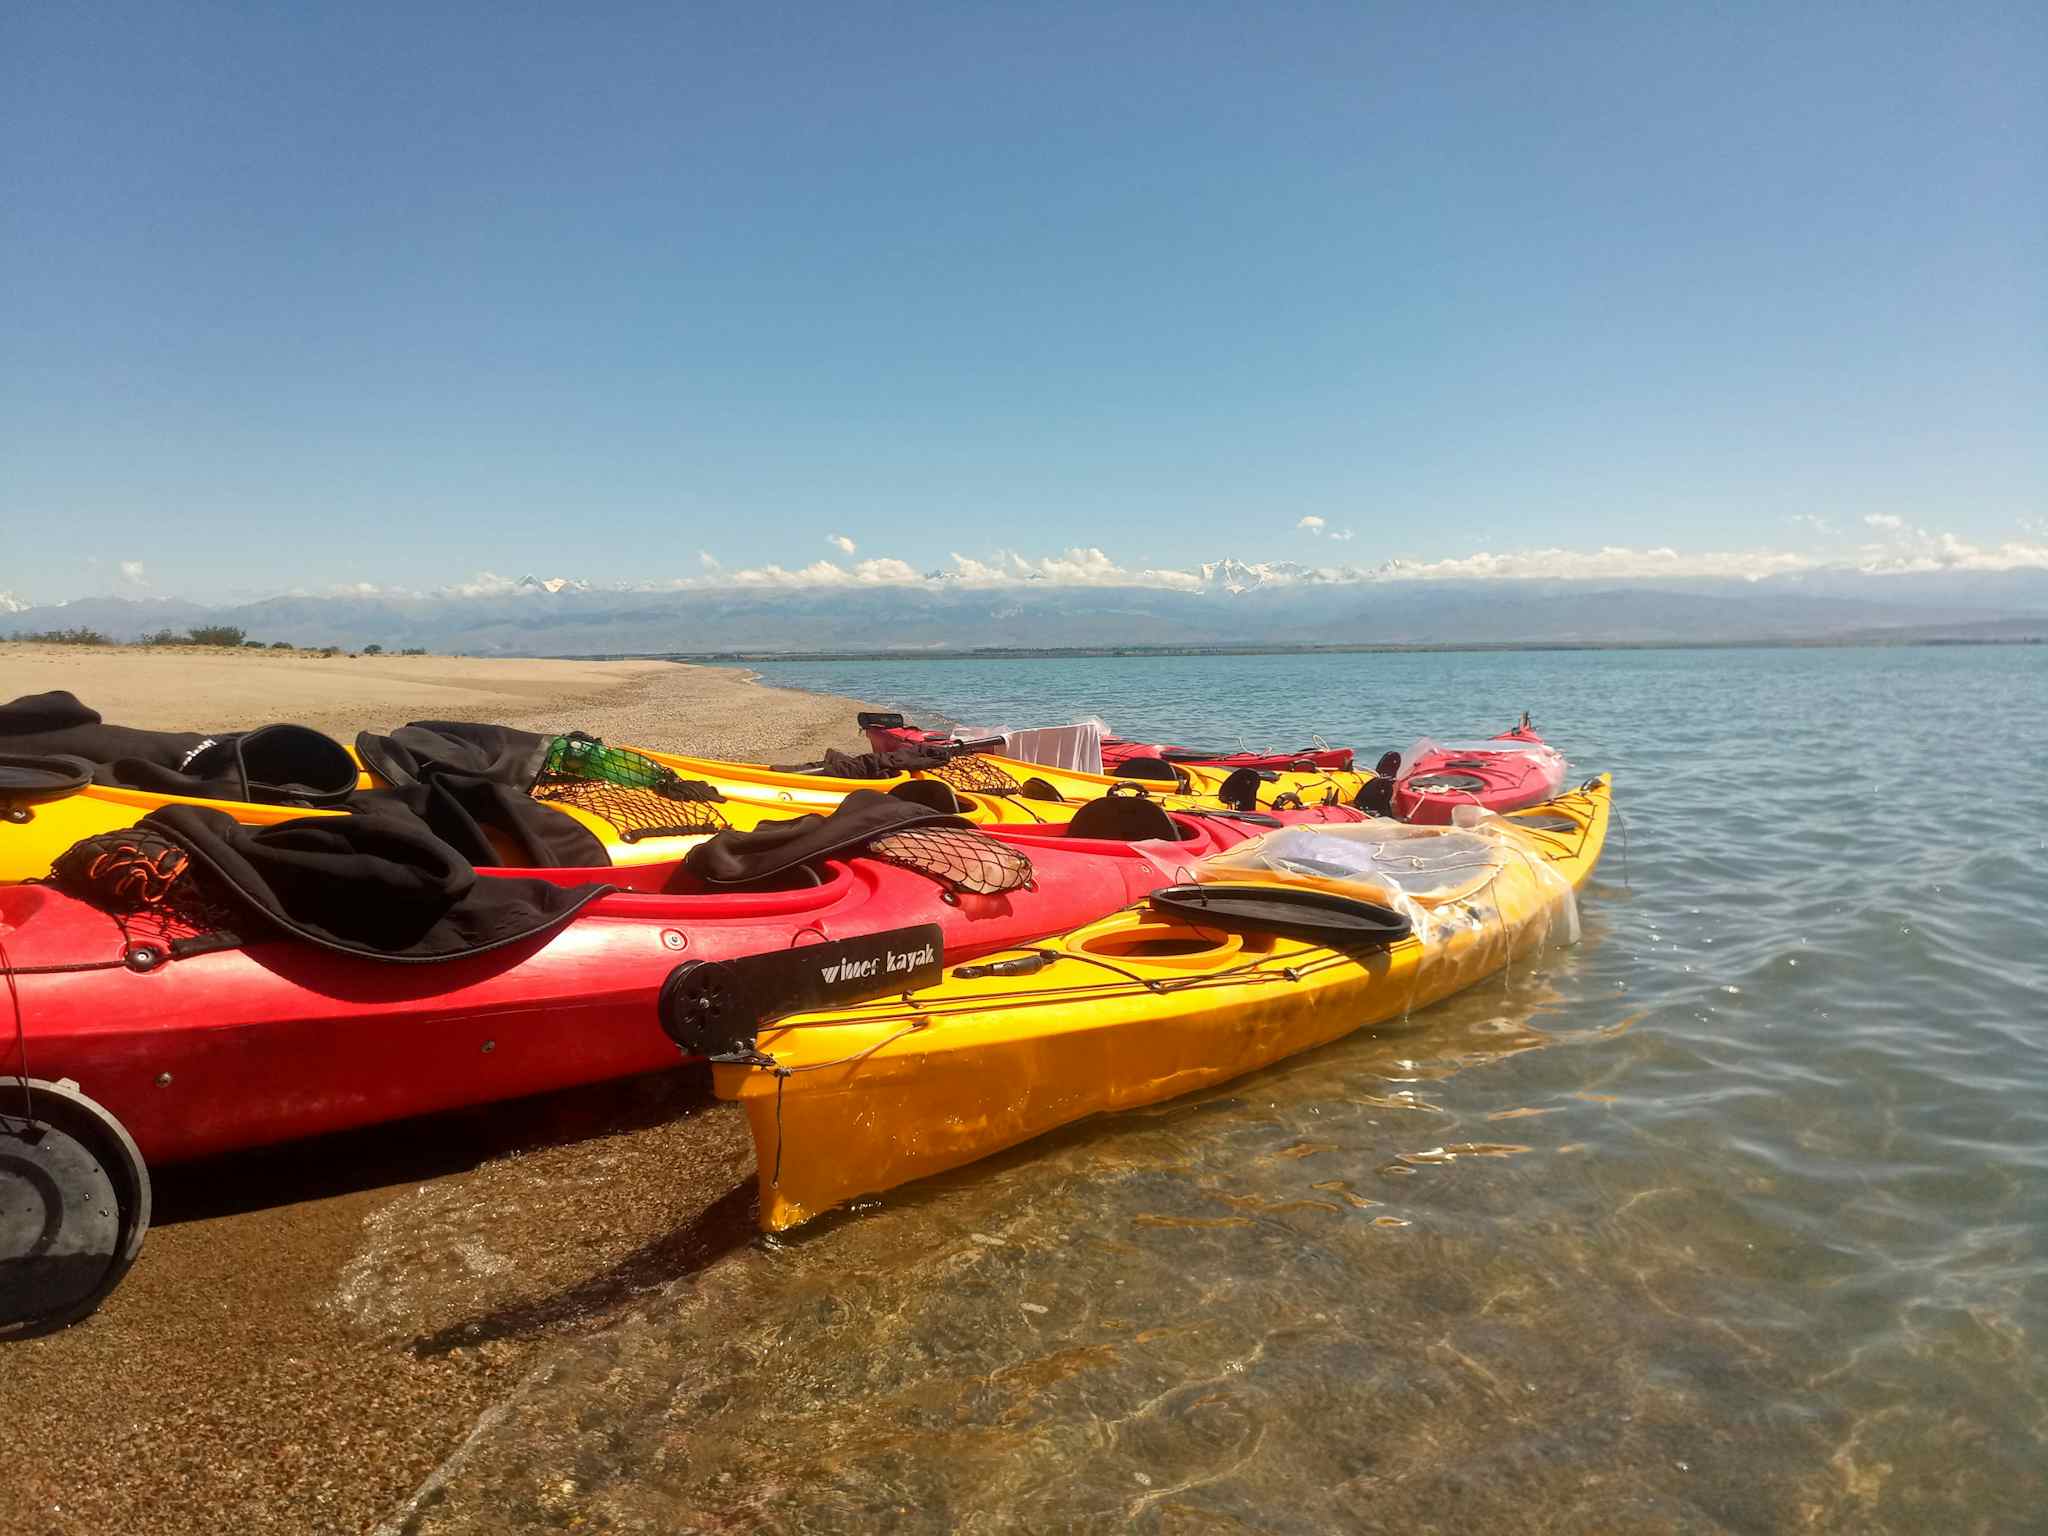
<box><xmin>1352</xmin><ymin>777</ymin><xmax>1397</xmax><ymax>817</ymax></box>
<box><xmin>1216</xmin><ymin>767</ymin><xmax>1266</xmax><ymax>812</ymax></box>
<box><xmin>652</xmin><ymin>859</ymin><xmax>828</xmax><ymax>895</ymax></box>
<box><xmin>1018</xmin><ymin>777</ymin><xmax>1066</xmax><ymax>802</ymax></box>
<box><xmin>889</xmin><ymin>779</ymin><xmax>967</xmax><ymax>814</ymax></box>
<box><xmin>0</xmin><ymin>753</ymin><xmax>96</xmax><ymax>797</ymax></box>
<box><xmin>1066</xmin><ymin>794</ymin><xmax>1182</xmax><ymax>843</ymax></box>
<box><xmin>1115</xmin><ymin>756</ymin><xmax>1180</xmax><ymax>784</ymax></box>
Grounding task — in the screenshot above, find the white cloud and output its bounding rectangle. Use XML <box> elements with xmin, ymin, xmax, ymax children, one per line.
<box><xmin>1864</xmin><ymin>513</ymin><xmax>1904</xmax><ymax>531</ymax></box>
<box><xmin>1019</xmin><ymin>547</ymin><xmax>1125</xmax><ymax>582</ymax></box>
<box><xmin>1854</xmin><ymin>525</ymin><xmax>2048</xmax><ymax>575</ymax></box>
<box><xmin>357</xmin><ymin>531</ymin><xmax>2048</xmax><ymax>608</ymax></box>
<box><xmin>828</xmin><ymin>534</ymin><xmax>857</xmax><ymax>555</ymax></box>
<box><xmin>118</xmin><ymin>560</ymin><xmax>147</xmax><ymax>584</ymax></box>
<box><xmin>1368</xmin><ymin>544</ymin><xmax>1817</xmax><ymax>583</ymax></box>
<box><xmin>439</xmin><ymin>571</ymin><xmax>522</xmax><ymax>597</ymax></box>
<box><xmin>944</xmin><ymin>552</ymin><xmax>1006</xmax><ymax>582</ymax></box>
<box><xmin>727</xmin><ymin>558</ymin><xmax>922</xmax><ymax>588</ymax></box>
<box><xmin>698</xmin><ymin>551</ymin><xmax>721</xmax><ymax>570</ymax></box>
<box><xmin>1296</xmin><ymin>516</ymin><xmax>1326</xmax><ymax>535</ymax></box>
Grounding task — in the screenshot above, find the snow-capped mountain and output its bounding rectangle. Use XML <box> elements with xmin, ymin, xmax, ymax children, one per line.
<box><xmin>1196</xmin><ymin>559</ymin><xmax>1319</xmax><ymax>594</ymax></box>
<box><xmin>5</xmin><ymin>552</ymin><xmax>2044</xmax><ymax>654</ymax></box>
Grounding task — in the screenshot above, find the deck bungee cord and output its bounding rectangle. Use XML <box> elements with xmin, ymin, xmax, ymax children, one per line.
<box><xmin>705</xmin><ymin>778</ymin><xmax>1609</xmax><ymax>1231</ymax></box>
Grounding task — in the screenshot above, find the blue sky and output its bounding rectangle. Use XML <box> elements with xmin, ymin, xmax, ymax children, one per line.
<box><xmin>4</xmin><ymin>1</ymin><xmax>2042</xmax><ymax>604</ymax></box>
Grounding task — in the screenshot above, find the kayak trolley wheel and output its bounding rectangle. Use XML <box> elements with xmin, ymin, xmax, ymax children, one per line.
<box><xmin>0</xmin><ymin>1077</ymin><xmax>152</xmax><ymax>1338</ymax></box>
<box><xmin>659</xmin><ymin>960</ymin><xmax>749</xmax><ymax>1060</ymax></box>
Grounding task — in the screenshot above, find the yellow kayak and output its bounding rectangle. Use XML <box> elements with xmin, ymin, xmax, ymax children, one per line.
<box><xmin>0</xmin><ymin>741</ymin><xmax>1104</xmax><ymax>882</ymax></box>
<box><xmin>638</xmin><ymin>745</ymin><xmax>1367</xmax><ymax>814</ymax></box>
<box><xmin>2</xmin><ymin>732</ymin><xmax>1355</xmax><ymax>881</ymax></box>
<box><xmin>711</xmin><ymin>776</ymin><xmax>1611</xmax><ymax>1230</ymax></box>
<box><xmin>0</xmin><ymin>780</ymin><xmax>349</xmax><ymax>883</ymax></box>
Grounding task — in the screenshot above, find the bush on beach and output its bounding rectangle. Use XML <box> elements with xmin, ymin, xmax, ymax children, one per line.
<box><xmin>11</xmin><ymin>626</ymin><xmax>111</xmax><ymax>645</ymax></box>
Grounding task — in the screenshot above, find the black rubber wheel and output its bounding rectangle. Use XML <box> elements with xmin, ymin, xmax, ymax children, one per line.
<box><xmin>0</xmin><ymin>1078</ymin><xmax>152</xmax><ymax>1338</ymax></box>
<box><xmin>658</xmin><ymin>960</ymin><xmax>746</xmax><ymax>1058</ymax></box>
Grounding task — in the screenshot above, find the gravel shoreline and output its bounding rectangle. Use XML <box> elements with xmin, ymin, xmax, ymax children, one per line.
<box><xmin>3</xmin><ymin>649</ymin><xmax>876</xmax><ymax>1536</ymax></box>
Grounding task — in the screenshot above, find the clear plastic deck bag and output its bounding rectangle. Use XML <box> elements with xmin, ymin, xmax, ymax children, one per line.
<box><xmin>1188</xmin><ymin>817</ymin><xmax>1579</xmax><ymax>957</ymax></box>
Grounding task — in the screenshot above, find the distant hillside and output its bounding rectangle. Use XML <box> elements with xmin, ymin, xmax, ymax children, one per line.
<box><xmin>8</xmin><ymin>564</ymin><xmax>2045</xmax><ymax>655</ymax></box>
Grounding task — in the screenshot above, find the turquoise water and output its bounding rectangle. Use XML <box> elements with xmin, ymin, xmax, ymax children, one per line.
<box><xmin>419</xmin><ymin>646</ymin><xmax>2048</xmax><ymax>1532</ymax></box>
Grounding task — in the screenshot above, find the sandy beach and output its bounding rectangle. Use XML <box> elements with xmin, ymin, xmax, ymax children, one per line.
<box><xmin>2</xmin><ymin>644</ymin><xmax>872</xmax><ymax>1536</ymax></box>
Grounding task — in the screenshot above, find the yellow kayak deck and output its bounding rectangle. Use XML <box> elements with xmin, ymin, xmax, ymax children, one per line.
<box><xmin>2</xmin><ymin>733</ymin><xmax>1365</xmax><ymax>882</ymax></box>
<box><xmin>0</xmin><ymin>739</ymin><xmax>1118</xmax><ymax>881</ymax></box>
<box><xmin>642</xmin><ymin>745</ymin><xmax>1366</xmax><ymax>813</ymax></box>
<box><xmin>714</xmin><ymin>776</ymin><xmax>1611</xmax><ymax>1230</ymax></box>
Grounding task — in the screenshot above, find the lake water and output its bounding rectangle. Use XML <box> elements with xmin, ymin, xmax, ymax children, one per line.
<box><xmin>404</xmin><ymin>646</ymin><xmax>2048</xmax><ymax>1533</ymax></box>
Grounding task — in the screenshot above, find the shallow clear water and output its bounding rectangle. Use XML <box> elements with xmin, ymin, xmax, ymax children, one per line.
<box><xmin>404</xmin><ymin>646</ymin><xmax>2048</xmax><ymax>1533</ymax></box>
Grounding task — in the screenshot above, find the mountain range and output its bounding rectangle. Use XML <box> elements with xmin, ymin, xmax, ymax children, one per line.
<box><xmin>6</xmin><ymin>560</ymin><xmax>2046</xmax><ymax>655</ymax></box>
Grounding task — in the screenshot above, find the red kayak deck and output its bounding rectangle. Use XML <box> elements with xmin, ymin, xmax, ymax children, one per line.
<box><xmin>1100</xmin><ymin>739</ymin><xmax>1354</xmax><ymax>773</ymax></box>
<box><xmin>861</xmin><ymin>717</ymin><xmax>1354</xmax><ymax>774</ymax></box>
<box><xmin>1390</xmin><ymin>725</ymin><xmax>1569</xmax><ymax>825</ymax></box>
<box><xmin>1</xmin><ymin>805</ymin><xmax>1362</xmax><ymax>1167</ymax></box>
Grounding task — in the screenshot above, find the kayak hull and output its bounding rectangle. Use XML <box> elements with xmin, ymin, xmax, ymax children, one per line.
<box><xmin>715</xmin><ymin>778</ymin><xmax>1610</xmax><ymax>1230</ymax></box>
<box><xmin>0</xmin><ymin>806</ymin><xmax>1363</xmax><ymax>1166</ymax></box>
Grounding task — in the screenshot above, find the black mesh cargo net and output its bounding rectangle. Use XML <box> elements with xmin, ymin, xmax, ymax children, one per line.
<box><xmin>865</xmin><ymin>825</ymin><xmax>1033</xmax><ymax>895</ymax></box>
<box><xmin>924</xmin><ymin>754</ymin><xmax>1020</xmax><ymax>795</ymax></box>
<box><xmin>530</xmin><ymin>740</ymin><xmax>731</xmax><ymax>844</ymax></box>
<box><xmin>47</xmin><ymin>826</ymin><xmax>246</xmax><ymax>957</ymax></box>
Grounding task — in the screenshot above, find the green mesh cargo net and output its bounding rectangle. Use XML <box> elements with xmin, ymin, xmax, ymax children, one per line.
<box><xmin>533</xmin><ymin>733</ymin><xmax>731</xmax><ymax>843</ymax></box>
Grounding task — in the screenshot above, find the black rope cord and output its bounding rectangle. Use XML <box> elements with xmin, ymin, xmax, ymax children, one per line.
<box><xmin>0</xmin><ymin>933</ymin><xmax>33</xmax><ymax>1127</ymax></box>
<box><xmin>748</xmin><ymin>799</ymin><xmax>1605</xmax><ymax>1048</ymax></box>
<box><xmin>0</xmin><ymin>885</ymin><xmax>155</xmax><ymax>979</ymax></box>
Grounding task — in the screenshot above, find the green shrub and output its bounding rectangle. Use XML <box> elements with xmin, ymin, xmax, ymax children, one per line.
<box><xmin>186</xmin><ymin>625</ymin><xmax>248</xmax><ymax>647</ymax></box>
<box><xmin>362</xmin><ymin>643</ymin><xmax>384</xmax><ymax>655</ymax></box>
<box><xmin>270</xmin><ymin>641</ymin><xmax>293</xmax><ymax>649</ymax></box>
<box><xmin>401</xmin><ymin>647</ymin><xmax>428</xmax><ymax>655</ymax></box>
<box><xmin>16</xmin><ymin>626</ymin><xmax>110</xmax><ymax>645</ymax></box>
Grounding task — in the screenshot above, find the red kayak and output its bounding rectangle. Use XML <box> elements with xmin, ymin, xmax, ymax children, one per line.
<box><xmin>1099</xmin><ymin>737</ymin><xmax>1355</xmax><ymax>774</ymax></box>
<box><xmin>859</xmin><ymin>713</ymin><xmax>1355</xmax><ymax>774</ymax></box>
<box><xmin>1</xmin><ymin>801</ymin><xmax>1362</xmax><ymax>1169</ymax></box>
<box><xmin>1390</xmin><ymin>721</ymin><xmax>1569</xmax><ymax>825</ymax></box>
